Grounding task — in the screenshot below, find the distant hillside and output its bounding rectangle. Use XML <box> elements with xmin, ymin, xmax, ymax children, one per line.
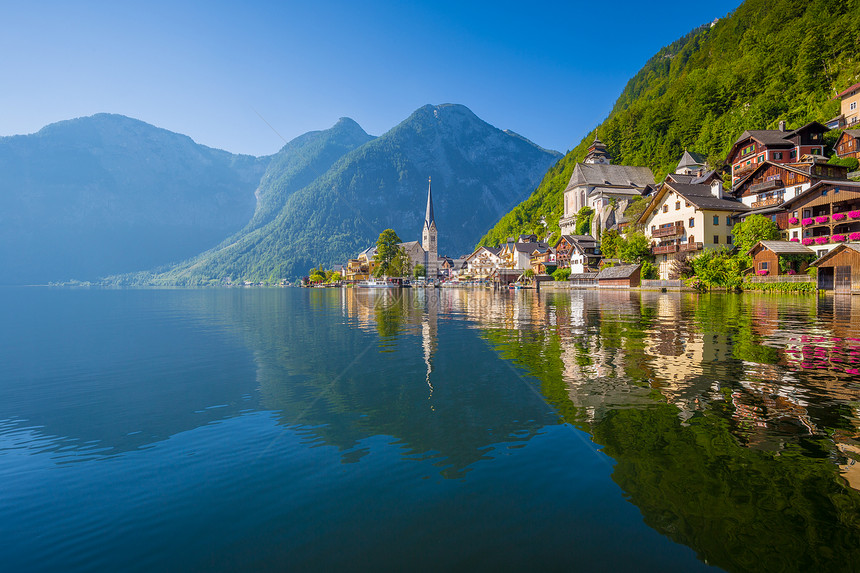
<box><xmin>480</xmin><ymin>0</ymin><xmax>860</xmax><ymax>247</ymax></box>
<box><xmin>0</xmin><ymin>114</ymin><xmax>268</xmax><ymax>284</ymax></box>
<box><xmin>134</xmin><ymin>104</ymin><xmax>560</xmax><ymax>284</ymax></box>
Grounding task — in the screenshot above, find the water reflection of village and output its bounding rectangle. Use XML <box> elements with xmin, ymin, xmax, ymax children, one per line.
<box><xmin>340</xmin><ymin>287</ymin><xmax>860</xmax><ymax>491</ymax></box>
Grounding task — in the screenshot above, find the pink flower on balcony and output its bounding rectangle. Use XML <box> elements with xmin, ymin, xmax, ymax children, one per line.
<box><xmin>757</xmin><ymin>270</ymin><xmax>768</xmax><ymax>276</ymax></box>
<box><xmin>850</xmin><ymin>232</ymin><xmax>860</xmax><ymax>241</ymax></box>
<box><xmin>849</xmin><ymin>210</ymin><xmax>860</xmax><ymax>219</ymax></box>
<box><xmin>832</xmin><ymin>213</ymin><xmax>846</xmax><ymax>221</ymax></box>
<box><xmin>788</xmin><ymin>217</ymin><xmax>799</xmax><ymax>225</ymax></box>
<box><xmin>802</xmin><ymin>238</ymin><xmax>814</xmax><ymax>246</ymax></box>
<box><xmin>814</xmin><ymin>236</ymin><xmax>829</xmax><ymax>245</ymax></box>
<box><xmin>787</xmin><ymin>269</ymin><xmax>797</xmax><ymax>275</ymax></box>
<box><xmin>801</xmin><ymin>218</ymin><xmax>814</xmax><ymax>226</ymax></box>
<box><xmin>789</xmin><ymin>238</ymin><xmax>799</xmax><ymax>242</ymax></box>
<box><xmin>815</xmin><ymin>216</ymin><xmax>829</xmax><ymax>224</ymax></box>
<box><xmin>833</xmin><ymin>234</ymin><xmax>846</xmax><ymax>242</ymax></box>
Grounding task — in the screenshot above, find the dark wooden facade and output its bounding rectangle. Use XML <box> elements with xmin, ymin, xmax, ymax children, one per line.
<box><xmin>834</xmin><ymin>131</ymin><xmax>860</xmax><ymax>160</ymax></box>
<box><xmin>813</xmin><ymin>245</ymin><xmax>860</xmax><ymax>293</ymax></box>
<box><xmin>750</xmin><ymin>246</ymin><xmax>780</xmax><ymax>275</ymax></box>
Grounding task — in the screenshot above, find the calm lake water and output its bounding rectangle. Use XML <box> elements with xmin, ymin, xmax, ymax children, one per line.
<box><xmin>1</xmin><ymin>287</ymin><xmax>859</xmax><ymax>572</ymax></box>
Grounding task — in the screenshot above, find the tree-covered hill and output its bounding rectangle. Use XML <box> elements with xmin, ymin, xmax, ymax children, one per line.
<box><xmin>480</xmin><ymin>0</ymin><xmax>860</xmax><ymax>247</ymax></box>
<box><xmin>131</xmin><ymin>104</ymin><xmax>560</xmax><ymax>284</ymax></box>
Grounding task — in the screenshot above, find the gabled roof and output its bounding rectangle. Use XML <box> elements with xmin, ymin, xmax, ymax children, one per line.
<box><xmin>727</xmin><ymin>122</ymin><xmax>828</xmax><ymax>161</ymax></box>
<box><xmin>780</xmin><ymin>180</ymin><xmax>860</xmax><ymax>209</ymax></box>
<box><xmin>748</xmin><ymin>240</ymin><xmax>815</xmax><ymax>257</ymax></box>
<box><xmin>730</xmin><ymin>160</ymin><xmax>818</xmax><ymax>192</ymax></box>
<box><xmin>811</xmin><ymin>243</ymin><xmax>860</xmax><ymax>267</ymax></box>
<box><xmin>566</xmin><ymin>163</ymin><xmax>655</xmax><ymax>190</ymax></box>
<box><xmin>514</xmin><ymin>241</ymin><xmax>549</xmax><ymax>253</ymax></box>
<box><xmin>596</xmin><ymin>264</ymin><xmax>640</xmax><ymax>280</ymax></box>
<box><xmin>639</xmin><ymin>182</ymin><xmax>748</xmax><ymax>223</ymax></box>
<box><xmin>842</xmin><ymin>129</ymin><xmax>860</xmax><ymax>138</ymax></box>
<box><xmin>677</xmin><ymin>150</ymin><xmax>706</xmax><ymax>169</ymax></box>
<box><xmin>834</xmin><ymin>82</ymin><xmax>860</xmax><ymax>99</ymax></box>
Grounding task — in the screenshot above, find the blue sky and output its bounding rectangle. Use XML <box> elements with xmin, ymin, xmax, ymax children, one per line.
<box><xmin>1</xmin><ymin>0</ymin><xmax>740</xmax><ymax>156</ymax></box>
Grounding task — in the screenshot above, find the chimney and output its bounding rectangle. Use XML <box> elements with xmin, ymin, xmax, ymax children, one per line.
<box><xmin>779</xmin><ymin>120</ymin><xmax>786</xmax><ymax>132</ymax></box>
<box><xmin>711</xmin><ymin>180</ymin><xmax>723</xmax><ymax>199</ymax></box>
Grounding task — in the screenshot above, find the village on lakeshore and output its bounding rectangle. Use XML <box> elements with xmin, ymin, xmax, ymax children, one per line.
<box><xmin>304</xmin><ymin>82</ymin><xmax>860</xmax><ymax>295</ymax></box>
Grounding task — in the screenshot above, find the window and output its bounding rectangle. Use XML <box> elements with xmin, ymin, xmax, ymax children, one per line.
<box><xmin>713</xmin><ymin>235</ymin><xmax>720</xmax><ymax>244</ymax></box>
<box><xmin>713</xmin><ymin>215</ymin><xmax>720</xmax><ymax>225</ymax></box>
<box><xmin>773</xmin><ymin>152</ymin><xmax>783</xmax><ymax>160</ymax></box>
<box><xmin>689</xmin><ymin>218</ymin><xmax>695</xmax><ymax>228</ymax></box>
<box><xmin>727</xmin><ymin>236</ymin><xmax>733</xmax><ymax>245</ymax></box>
<box><xmin>651</xmin><ymin>225</ymin><xmax>656</xmax><ymax>233</ymax></box>
<box><xmin>726</xmin><ymin>216</ymin><xmax>733</xmax><ymax>226</ymax></box>
<box><xmin>760</xmin><ymin>261</ymin><xmax>768</xmax><ymax>270</ymax></box>
<box><xmin>758</xmin><ymin>155</ymin><xmax>764</xmax><ymax>163</ymax></box>
<box><xmin>663</xmin><ymin>205</ymin><xmax>669</xmax><ymax>213</ymax></box>
<box><xmin>822</xmin><ymin>190</ymin><xmax>828</xmax><ymax>196</ymax></box>
<box><xmin>795</xmin><ymin>186</ymin><xmax>802</xmax><ymax>194</ymax></box>
<box><xmin>790</xmin><ymin>150</ymin><xmax>797</xmax><ymax>159</ymax></box>
<box><xmin>852</xmin><ymin>102</ymin><xmax>857</xmax><ymax>111</ymax></box>
<box><xmin>792</xmin><ymin>231</ymin><xmax>798</xmax><ymax>239</ymax></box>
<box><xmin>675</xmin><ymin>201</ymin><xmax>681</xmax><ymax>210</ymax></box>
<box><xmin>685</xmin><ymin>201</ymin><xmax>690</xmax><ymax>207</ymax></box>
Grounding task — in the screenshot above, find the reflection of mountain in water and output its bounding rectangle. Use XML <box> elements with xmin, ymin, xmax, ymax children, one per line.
<box><xmin>202</xmin><ymin>288</ymin><xmax>560</xmax><ymax>478</ymax></box>
<box><xmin>478</xmin><ymin>288</ymin><xmax>860</xmax><ymax>572</ymax></box>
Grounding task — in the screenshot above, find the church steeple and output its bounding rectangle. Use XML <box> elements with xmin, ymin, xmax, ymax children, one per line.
<box><xmin>424</xmin><ymin>176</ymin><xmax>435</xmax><ymax>227</ymax></box>
<box><xmin>422</xmin><ymin>176</ymin><xmax>438</xmax><ymax>276</ymax></box>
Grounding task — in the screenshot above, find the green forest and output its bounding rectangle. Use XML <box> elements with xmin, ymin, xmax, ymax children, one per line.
<box><xmin>480</xmin><ymin>0</ymin><xmax>860</xmax><ymax>247</ymax></box>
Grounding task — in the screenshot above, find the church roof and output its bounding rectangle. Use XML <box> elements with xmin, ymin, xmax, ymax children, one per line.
<box><xmin>567</xmin><ymin>163</ymin><xmax>655</xmax><ymax>190</ymax></box>
<box><xmin>677</xmin><ymin>150</ymin><xmax>706</xmax><ymax>169</ymax></box>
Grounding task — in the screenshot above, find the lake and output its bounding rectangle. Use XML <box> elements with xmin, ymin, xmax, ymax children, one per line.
<box><xmin>1</xmin><ymin>287</ymin><xmax>858</xmax><ymax>572</ymax></box>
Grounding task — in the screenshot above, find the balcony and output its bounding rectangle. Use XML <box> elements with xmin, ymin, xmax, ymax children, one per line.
<box><xmin>750</xmin><ymin>196</ymin><xmax>783</xmax><ymax>209</ymax></box>
<box><xmin>750</xmin><ymin>179</ymin><xmax>783</xmax><ymax>193</ymax></box>
<box><xmin>652</xmin><ymin>224</ymin><xmax>683</xmax><ymax>238</ymax></box>
<box><xmin>679</xmin><ymin>242</ymin><xmax>704</xmax><ymax>252</ymax></box>
<box><xmin>653</xmin><ymin>244</ymin><xmax>679</xmax><ymax>255</ymax></box>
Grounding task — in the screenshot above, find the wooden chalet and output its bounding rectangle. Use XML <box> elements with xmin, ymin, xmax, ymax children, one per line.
<box><xmin>779</xmin><ymin>181</ymin><xmax>860</xmax><ymax>254</ymax></box>
<box><xmin>833</xmin><ymin>129</ymin><xmax>860</xmax><ymax>160</ymax></box>
<box><xmin>747</xmin><ymin>240</ymin><xmax>815</xmax><ymax>276</ymax></box>
<box><xmin>530</xmin><ymin>247</ymin><xmax>556</xmax><ymax>275</ymax></box>
<box><xmin>811</xmin><ymin>243</ymin><xmax>860</xmax><ymax>293</ymax></box>
<box><xmin>726</xmin><ymin>122</ymin><xmax>828</xmax><ymax>184</ymax></box>
<box><xmin>553</xmin><ymin>234</ymin><xmax>600</xmax><ymax>271</ymax></box>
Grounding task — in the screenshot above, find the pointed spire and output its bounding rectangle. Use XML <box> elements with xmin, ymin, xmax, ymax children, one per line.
<box><xmin>425</xmin><ymin>176</ymin><xmax>435</xmax><ymax>226</ymax></box>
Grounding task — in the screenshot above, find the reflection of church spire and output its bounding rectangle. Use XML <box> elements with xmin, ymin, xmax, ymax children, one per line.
<box><xmin>422</xmin><ymin>291</ymin><xmax>438</xmax><ymax>410</ymax></box>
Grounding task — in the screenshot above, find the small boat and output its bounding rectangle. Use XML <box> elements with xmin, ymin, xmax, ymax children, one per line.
<box><xmin>356</xmin><ymin>279</ymin><xmax>399</xmax><ymax>289</ymax></box>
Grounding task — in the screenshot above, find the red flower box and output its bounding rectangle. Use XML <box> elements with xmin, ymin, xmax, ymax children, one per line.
<box><xmin>789</xmin><ymin>238</ymin><xmax>799</xmax><ymax>242</ymax></box>
<box><xmin>802</xmin><ymin>238</ymin><xmax>814</xmax><ymax>246</ymax></box>
<box><xmin>757</xmin><ymin>270</ymin><xmax>768</xmax><ymax>276</ymax></box>
<box><xmin>832</xmin><ymin>213</ymin><xmax>846</xmax><ymax>221</ymax></box>
<box><xmin>849</xmin><ymin>210</ymin><xmax>860</xmax><ymax>219</ymax></box>
<box><xmin>789</xmin><ymin>217</ymin><xmax>799</xmax><ymax>225</ymax></box>
<box><xmin>815</xmin><ymin>216</ymin><xmax>829</xmax><ymax>224</ymax></box>
<box><xmin>833</xmin><ymin>234</ymin><xmax>846</xmax><ymax>242</ymax></box>
<box><xmin>814</xmin><ymin>236</ymin><xmax>829</xmax><ymax>245</ymax></box>
<box><xmin>850</xmin><ymin>232</ymin><xmax>860</xmax><ymax>241</ymax></box>
<box><xmin>802</xmin><ymin>218</ymin><xmax>814</xmax><ymax>226</ymax></box>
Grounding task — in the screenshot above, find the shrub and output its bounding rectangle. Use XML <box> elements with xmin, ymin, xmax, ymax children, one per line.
<box><xmin>552</xmin><ymin>267</ymin><xmax>571</xmax><ymax>281</ymax></box>
<box><xmin>802</xmin><ymin>238</ymin><xmax>814</xmax><ymax>245</ymax></box>
<box><xmin>832</xmin><ymin>213</ymin><xmax>846</xmax><ymax>221</ymax></box>
<box><xmin>814</xmin><ymin>236</ymin><xmax>829</xmax><ymax>244</ymax></box>
<box><xmin>742</xmin><ymin>281</ymin><xmax>818</xmax><ymax>294</ymax></box>
<box><xmin>815</xmin><ymin>216</ymin><xmax>829</xmax><ymax>224</ymax></box>
<box><xmin>787</xmin><ymin>269</ymin><xmax>796</xmax><ymax>275</ymax></box>
<box><xmin>789</xmin><ymin>217</ymin><xmax>799</xmax><ymax>225</ymax></box>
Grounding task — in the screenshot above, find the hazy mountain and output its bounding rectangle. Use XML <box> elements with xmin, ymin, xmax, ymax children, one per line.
<box><xmin>141</xmin><ymin>104</ymin><xmax>561</xmax><ymax>284</ymax></box>
<box><xmin>0</xmin><ymin>114</ymin><xmax>268</xmax><ymax>284</ymax></box>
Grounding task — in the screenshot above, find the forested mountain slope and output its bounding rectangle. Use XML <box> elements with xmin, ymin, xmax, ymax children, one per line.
<box><xmin>134</xmin><ymin>104</ymin><xmax>560</xmax><ymax>284</ymax></box>
<box><xmin>480</xmin><ymin>0</ymin><xmax>860</xmax><ymax>247</ymax></box>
